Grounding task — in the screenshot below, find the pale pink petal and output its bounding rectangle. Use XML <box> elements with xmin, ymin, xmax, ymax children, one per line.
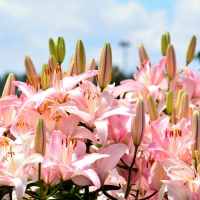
<box><xmin>50</xmin><ymin>130</ymin><xmax>66</xmax><ymax>162</ymax></box>
<box><xmin>58</xmin><ymin>105</ymin><xmax>94</xmax><ymax>128</ymax></box>
<box><xmin>72</xmin><ymin>140</ymin><xmax>86</xmax><ymax>159</ymax></box>
<box><xmin>97</xmin><ymin>105</ymin><xmax>135</xmax><ymax>120</ymax></box>
<box><xmin>15</xmin><ymin>153</ymin><xmax>44</xmax><ymax>176</ymax></box>
<box><xmin>0</xmin><ymin>176</ymin><xmax>13</xmax><ymax>186</ymax></box>
<box><xmin>159</xmin><ymin>158</ymin><xmax>195</xmax><ymax>181</ymax></box>
<box><xmin>13</xmin><ymin>81</ymin><xmax>36</xmax><ymax>98</ymax></box>
<box><xmin>71</xmin><ymin>168</ymin><xmax>101</xmax><ymax>188</ymax></box>
<box><xmin>148</xmin><ymin>85</ymin><xmax>158</xmax><ymax>101</ymax></box>
<box><xmin>71</xmin><ymin>153</ymin><xmax>109</xmax><ymax>170</ymax></box>
<box><xmin>96</xmin><ymin>143</ymin><xmax>128</xmax><ymax>170</ymax></box>
<box><xmin>146</xmin><ymin>141</ymin><xmax>174</xmax><ymax>159</ymax></box>
<box><xmin>17</xmin><ymin>87</ymin><xmax>58</xmax><ymax>115</ymax></box>
<box><xmin>73</xmin><ymin>126</ymin><xmax>97</xmax><ymax>144</ymax></box>
<box><xmin>152</xmin><ymin>57</ymin><xmax>166</xmax><ymax>85</ymax></box>
<box><xmin>158</xmin><ymin>184</ymin><xmax>168</xmax><ymax>200</ymax></box>
<box><xmin>61</xmin><ymin>70</ymin><xmax>98</xmax><ymax>91</ymax></box>
<box><xmin>162</xmin><ymin>180</ymin><xmax>189</xmax><ymax>200</ymax></box>
<box><xmin>11</xmin><ymin>176</ymin><xmax>27</xmax><ymax>200</ymax></box>
<box><xmin>94</xmin><ymin>120</ymin><xmax>108</xmax><ymax>146</ymax></box>
<box><xmin>112</xmin><ymin>82</ymin><xmax>148</xmax><ymax>97</ymax></box>
<box><xmin>0</xmin><ymin>95</ymin><xmax>21</xmax><ymax>107</ymax></box>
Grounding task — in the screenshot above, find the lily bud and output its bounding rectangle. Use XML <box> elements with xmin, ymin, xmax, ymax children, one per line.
<box><xmin>34</xmin><ymin>118</ymin><xmax>46</xmax><ymax>156</ymax></box>
<box><xmin>186</xmin><ymin>35</ymin><xmax>196</xmax><ymax>65</ymax></box>
<box><xmin>178</xmin><ymin>92</ymin><xmax>189</xmax><ymax>121</ymax></box>
<box><xmin>166</xmin><ymin>44</ymin><xmax>176</xmax><ymax>80</ymax></box>
<box><xmin>2</xmin><ymin>73</ymin><xmax>16</xmax><ymax>97</ymax></box>
<box><xmin>131</xmin><ymin>98</ymin><xmax>145</xmax><ymax>147</ymax></box>
<box><xmin>161</xmin><ymin>35</ymin><xmax>168</xmax><ymax>56</ymax></box>
<box><xmin>165</xmin><ymin>31</ymin><xmax>170</xmax><ymax>44</ymax></box>
<box><xmin>176</xmin><ymin>89</ymin><xmax>184</xmax><ymax>113</ymax></box>
<box><xmin>74</xmin><ymin>40</ymin><xmax>86</xmax><ymax>75</ymax></box>
<box><xmin>49</xmin><ymin>38</ymin><xmax>58</xmax><ymax>62</ymax></box>
<box><xmin>41</xmin><ymin>63</ymin><xmax>50</xmax><ymax>90</ymax></box>
<box><xmin>192</xmin><ymin>110</ymin><xmax>200</xmax><ymax>154</ymax></box>
<box><xmin>67</xmin><ymin>56</ymin><xmax>75</xmax><ymax>76</ymax></box>
<box><xmin>86</xmin><ymin>58</ymin><xmax>96</xmax><ymax>82</ymax></box>
<box><xmin>98</xmin><ymin>43</ymin><xmax>112</xmax><ymax>90</ymax></box>
<box><xmin>161</xmin><ymin>32</ymin><xmax>170</xmax><ymax>56</ymax></box>
<box><xmin>139</xmin><ymin>44</ymin><xmax>149</xmax><ymax>66</ymax></box>
<box><xmin>57</xmin><ymin>37</ymin><xmax>66</xmax><ymax>65</ymax></box>
<box><xmin>166</xmin><ymin>90</ymin><xmax>174</xmax><ymax>115</ymax></box>
<box><xmin>147</xmin><ymin>94</ymin><xmax>158</xmax><ymax>121</ymax></box>
<box><xmin>48</xmin><ymin>55</ymin><xmax>57</xmax><ymax>73</ymax></box>
<box><xmin>24</xmin><ymin>55</ymin><xmax>37</xmax><ymax>80</ymax></box>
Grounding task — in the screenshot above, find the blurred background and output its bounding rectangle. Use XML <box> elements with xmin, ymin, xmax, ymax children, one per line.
<box><xmin>0</xmin><ymin>0</ymin><xmax>200</xmax><ymax>93</ymax></box>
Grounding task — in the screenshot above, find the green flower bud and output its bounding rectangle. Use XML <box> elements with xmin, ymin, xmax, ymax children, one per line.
<box><xmin>34</xmin><ymin>118</ymin><xmax>46</xmax><ymax>156</ymax></box>
<box><xmin>86</xmin><ymin>58</ymin><xmax>96</xmax><ymax>82</ymax></box>
<box><xmin>2</xmin><ymin>73</ymin><xmax>16</xmax><ymax>97</ymax></box>
<box><xmin>57</xmin><ymin>37</ymin><xmax>66</xmax><ymax>65</ymax></box>
<box><xmin>138</xmin><ymin>44</ymin><xmax>149</xmax><ymax>66</ymax></box>
<box><xmin>67</xmin><ymin>56</ymin><xmax>75</xmax><ymax>76</ymax></box>
<box><xmin>161</xmin><ymin>34</ymin><xmax>167</xmax><ymax>56</ymax></box>
<box><xmin>74</xmin><ymin>40</ymin><xmax>86</xmax><ymax>75</ymax></box>
<box><xmin>131</xmin><ymin>98</ymin><xmax>145</xmax><ymax>147</ymax></box>
<box><xmin>41</xmin><ymin>63</ymin><xmax>50</xmax><ymax>90</ymax></box>
<box><xmin>165</xmin><ymin>31</ymin><xmax>170</xmax><ymax>44</ymax></box>
<box><xmin>192</xmin><ymin>110</ymin><xmax>200</xmax><ymax>154</ymax></box>
<box><xmin>98</xmin><ymin>43</ymin><xmax>112</xmax><ymax>91</ymax></box>
<box><xmin>49</xmin><ymin>38</ymin><xmax>58</xmax><ymax>62</ymax></box>
<box><xmin>176</xmin><ymin>89</ymin><xmax>184</xmax><ymax>113</ymax></box>
<box><xmin>166</xmin><ymin>44</ymin><xmax>176</xmax><ymax>80</ymax></box>
<box><xmin>186</xmin><ymin>35</ymin><xmax>196</xmax><ymax>65</ymax></box>
<box><xmin>161</xmin><ymin>32</ymin><xmax>170</xmax><ymax>56</ymax></box>
<box><xmin>48</xmin><ymin>55</ymin><xmax>57</xmax><ymax>73</ymax></box>
<box><xmin>166</xmin><ymin>90</ymin><xmax>174</xmax><ymax>115</ymax></box>
<box><xmin>24</xmin><ymin>55</ymin><xmax>37</xmax><ymax>80</ymax></box>
<box><xmin>147</xmin><ymin>94</ymin><xmax>158</xmax><ymax>121</ymax></box>
<box><xmin>178</xmin><ymin>92</ymin><xmax>189</xmax><ymax>121</ymax></box>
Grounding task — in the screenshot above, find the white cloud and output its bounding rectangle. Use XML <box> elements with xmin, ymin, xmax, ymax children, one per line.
<box><xmin>0</xmin><ymin>0</ymin><xmax>199</xmax><ymax>78</ymax></box>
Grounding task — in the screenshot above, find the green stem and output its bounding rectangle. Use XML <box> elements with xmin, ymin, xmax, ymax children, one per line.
<box><xmin>9</xmin><ymin>187</ymin><xmax>12</xmax><ymax>200</ymax></box>
<box><xmin>137</xmin><ymin>191</ymin><xmax>157</xmax><ymax>200</ymax></box>
<box><xmin>84</xmin><ymin>186</ymin><xmax>89</xmax><ymax>200</ymax></box>
<box><xmin>135</xmin><ymin>189</ymin><xmax>140</xmax><ymax>200</ymax></box>
<box><xmin>84</xmin><ymin>139</ymin><xmax>91</xmax><ymax>200</ymax></box>
<box><xmin>43</xmin><ymin>184</ymin><xmax>50</xmax><ymax>198</ymax></box>
<box><xmin>168</xmin><ymin>79</ymin><xmax>170</xmax><ymax>91</ymax></box>
<box><xmin>125</xmin><ymin>146</ymin><xmax>138</xmax><ymax>199</ymax></box>
<box><xmin>101</xmin><ymin>186</ymin><xmax>117</xmax><ymax>200</ymax></box>
<box><xmin>120</xmin><ymin>158</ymin><xmax>129</xmax><ymax>167</ymax></box>
<box><xmin>25</xmin><ymin>191</ymin><xmax>40</xmax><ymax>199</ymax></box>
<box><xmin>46</xmin><ymin>181</ymin><xmax>63</xmax><ymax>199</ymax></box>
<box><xmin>38</xmin><ymin>163</ymin><xmax>42</xmax><ymax>195</ymax></box>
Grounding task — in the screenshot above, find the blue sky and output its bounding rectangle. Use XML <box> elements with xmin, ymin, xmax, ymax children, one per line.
<box><xmin>0</xmin><ymin>0</ymin><xmax>199</xmax><ymax>77</ymax></box>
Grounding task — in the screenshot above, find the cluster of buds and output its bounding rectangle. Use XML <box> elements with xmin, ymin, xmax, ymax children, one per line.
<box><xmin>1</xmin><ymin>31</ymin><xmax>200</xmax><ymax>200</ymax></box>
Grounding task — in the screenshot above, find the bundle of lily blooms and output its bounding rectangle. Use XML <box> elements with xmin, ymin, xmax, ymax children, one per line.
<box><xmin>0</xmin><ymin>32</ymin><xmax>199</xmax><ymax>200</ymax></box>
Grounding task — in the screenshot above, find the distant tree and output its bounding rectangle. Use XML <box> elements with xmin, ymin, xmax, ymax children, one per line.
<box><xmin>110</xmin><ymin>66</ymin><xmax>133</xmax><ymax>86</ymax></box>
<box><xmin>0</xmin><ymin>73</ymin><xmax>27</xmax><ymax>97</ymax></box>
<box><xmin>196</xmin><ymin>51</ymin><xmax>200</xmax><ymax>63</ymax></box>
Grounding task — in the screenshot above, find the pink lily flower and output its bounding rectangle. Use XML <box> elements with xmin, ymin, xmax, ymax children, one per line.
<box><xmin>0</xmin><ymin>137</ymin><xmax>43</xmax><ymax>200</ymax></box>
<box><xmin>147</xmin><ymin>117</ymin><xmax>194</xmax><ymax>163</ymax></box>
<box><xmin>43</xmin><ymin>130</ymin><xmax>109</xmax><ymax>188</ymax></box>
